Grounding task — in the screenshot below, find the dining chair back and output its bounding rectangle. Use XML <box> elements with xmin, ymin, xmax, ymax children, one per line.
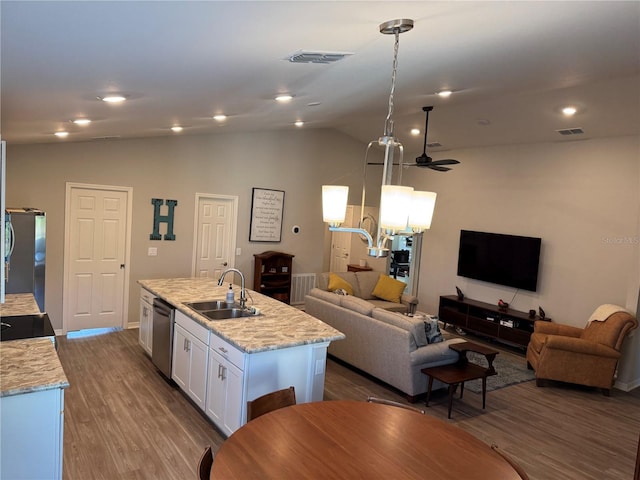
<box><xmin>490</xmin><ymin>444</ymin><xmax>530</xmax><ymax>480</ymax></box>
<box><xmin>366</xmin><ymin>396</ymin><xmax>425</xmax><ymax>414</ymax></box>
<box><xmin>197</xmin><ymin>445</ymin><xmax>213</xmax><ymax>480</ymax></box>
<box><xmin>247</xmin><ymin>386</ymin><xmax>296</xmax><ymax>421</ymax></box>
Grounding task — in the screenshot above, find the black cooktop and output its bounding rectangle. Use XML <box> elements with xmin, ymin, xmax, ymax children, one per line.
<box><xmin>0</xmin><ymin>313</ymin><xmax>55</xmax><ymax>342</ymax></box>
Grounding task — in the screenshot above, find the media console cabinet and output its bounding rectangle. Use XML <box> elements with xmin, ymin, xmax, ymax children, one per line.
<box><xmin>438</xmin><ymin>295</ymin><xmax>547</xmax><ymax>348</ymax></box>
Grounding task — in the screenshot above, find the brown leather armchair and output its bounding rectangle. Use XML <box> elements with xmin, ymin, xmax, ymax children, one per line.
<box><xmin>527</xmin><ymin>306</ymin><xmax>637</xmax><ymax>395</ymax></box>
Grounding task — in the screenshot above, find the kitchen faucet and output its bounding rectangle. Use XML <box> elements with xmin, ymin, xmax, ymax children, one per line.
<box><xmin>217</xmin><ymin>268</ymin><xmax>247</xmax><ymax>310</ymax></box>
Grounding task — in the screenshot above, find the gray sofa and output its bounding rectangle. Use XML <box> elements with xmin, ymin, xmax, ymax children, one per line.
<box><xmin>306</xmin><ymin>275</ymin><xmax>465</xmax><ymax>400</ymax></box>
<box><xmin>315</xmin><ymin>271</ymin><xmax>418</xmax><ymax>314</ymax></box>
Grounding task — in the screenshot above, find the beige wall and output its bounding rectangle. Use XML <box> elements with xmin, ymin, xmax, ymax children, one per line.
<box><xmin>5</xmin><ymin>129</ymin><xmax>366</xmax><ymax>331</ymax></box>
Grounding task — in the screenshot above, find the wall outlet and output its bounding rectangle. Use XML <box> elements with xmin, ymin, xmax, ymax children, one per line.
<box><xmin>148</xmin><ymin>247</ymin><xmax>158</xmax><ymax>256</ymax></box>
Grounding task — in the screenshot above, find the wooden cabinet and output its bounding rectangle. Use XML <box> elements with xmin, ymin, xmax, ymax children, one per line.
<box><xmin>253</xmin><ymin>251</ymin><xmax>294</xmax><ymax>304</ymax></box>
<box><xmin>438</xmin><ymin>295</ymin><xmax>542</xmax><ymax>348</ymax></box>
<box><xmin>206</xmin><ymin>335</ymin><xmax>245</xmax><ymax>436</ymax></box>
<box><xmin>172</xmin><ymin>311</ymin><xmax>209</xmax><ymax>410</ymax></box>
<box><xmin>138</xmin><ymin>288</ymin><xmax>155</xmax><ymax>356</ymax></box>
<box><xmin>0</xmin><ymin>387</ymin><xmax>65</xmax><ymax>479</ymax></box>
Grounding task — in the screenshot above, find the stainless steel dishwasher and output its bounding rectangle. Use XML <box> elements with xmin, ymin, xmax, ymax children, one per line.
<box><xmin>152</xmin><ymin>298</ymin><xmax>175</xmax><ymax>380</ymax></box>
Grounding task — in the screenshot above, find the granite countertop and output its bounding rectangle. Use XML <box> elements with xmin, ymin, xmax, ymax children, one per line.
<box><xmin>1</xmin><ymin>293</ymin><xmax>42</xmax><ymax>316</ymax></box>
<box><xmin>138</xmin><ymin>277</ymin><xmax>345</xmax><ymax>354</ymax></box>
<box><xmin>0</xmin><ymin>293</ymin><xmax>68</xmax><ymax>398</ymax></box>
<box><xmin>0</xmin><ymin>338</ymin><xmax>69</xmax><ymax>397</ymax></box>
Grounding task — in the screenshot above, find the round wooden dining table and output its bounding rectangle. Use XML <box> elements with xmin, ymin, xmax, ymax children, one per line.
<box><xmin>210</xmin><ymin>400</ymin><xmax>521</xmax><ymax>479</ymax></box>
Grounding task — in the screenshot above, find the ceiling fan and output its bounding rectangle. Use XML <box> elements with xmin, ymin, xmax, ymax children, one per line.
<box><xmin>408</xmin><ymin>106</ymin><xmax>460</xmax><ymax>172</ymax></box>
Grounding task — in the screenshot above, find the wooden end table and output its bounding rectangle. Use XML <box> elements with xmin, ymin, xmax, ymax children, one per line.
<box><xmin>421</xmin><ymin>341</ymin><xmax>499</xmax><ymax>419</ymax></box>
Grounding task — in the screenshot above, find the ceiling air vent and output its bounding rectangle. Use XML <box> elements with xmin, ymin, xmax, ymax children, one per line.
<box><xmin>287</xmin><ymin>50</ymin><xmax>353</xmax><ymax>64</ymax></box>
<box><xmin>556</xmin><ymin>128</ymin><xmax>584</xmax><ymax>136</ymax></box>
<box><xmin>427</xmin><ymin>142</ymin><xmax>443</xmax><ymax>148</ymax></box>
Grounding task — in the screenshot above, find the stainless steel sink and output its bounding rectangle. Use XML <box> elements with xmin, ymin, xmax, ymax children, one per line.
<box><xmin>201</xmin><ymin>308</ymin><xmax>254</xmax><ymax>320</ymax></box>
<box><xmin>185</xmin><ymin>300</ymin><xmax>237</xmax><ymax>311</ymax></box>
<box><xmin>184</xmin><ymin>300</ymin><xmax>256</xmax><ymax>320</ymax></box>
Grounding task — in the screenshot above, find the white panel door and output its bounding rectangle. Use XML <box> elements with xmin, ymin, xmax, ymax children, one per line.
<box><xmin>66</xmin><ymin>186</ymin><xmax>129</xmax><ymax>331</ymax></box>
<box><xmin>330</xmin><ymin>205</ymin><xmax>354</xmax><ymax>272</ymax></box>
<box><xmin>194</xmin><ymin>195</ymin><xmax>237</xmax><ymax>279</ymax></box>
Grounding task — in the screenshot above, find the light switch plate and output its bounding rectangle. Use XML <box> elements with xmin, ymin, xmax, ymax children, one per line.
<box><xmin>148</xmin><ymin>247</ymin><xmax>158</xmax><ymax>256</ymax></box>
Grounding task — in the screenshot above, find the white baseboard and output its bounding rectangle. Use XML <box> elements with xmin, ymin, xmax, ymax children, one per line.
<box><xmin>615</xmin><ymin>377</ymin><xmax>640</xmax><ymax>392</ymax></box>
<box><xmin>127</xmin><ymin>322</ymin><xmax>140</xmax><ymax>329</ymax></box>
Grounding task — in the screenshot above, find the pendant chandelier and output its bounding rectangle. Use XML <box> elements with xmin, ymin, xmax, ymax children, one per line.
<box><xmin>322</xmin><ymin>19</ymin><xmax>437</xmax><ymax>258</ymax></box>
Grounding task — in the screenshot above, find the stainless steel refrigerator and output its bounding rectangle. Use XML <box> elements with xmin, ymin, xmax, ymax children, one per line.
<box><xmin>4</xmin><ymin>208</ymin><xmax>46</xmax><ymax>311</ymax></box>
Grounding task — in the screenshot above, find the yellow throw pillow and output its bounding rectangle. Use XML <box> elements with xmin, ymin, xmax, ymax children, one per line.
<box><xmin>328</xmin><ymin>273</ymin><xmax>354</xmax><ymax>296</ymax></box>
<box><xmin>371</xmin><ymin>274</ymin><xmax>406</xmax><ymax>303</ymax></box>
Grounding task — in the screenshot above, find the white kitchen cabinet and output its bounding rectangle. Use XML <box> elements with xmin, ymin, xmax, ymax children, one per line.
<box><xmin>138</xmin><ymin>288</ymin><xmax>155</xmax><ymax>356</ymax></box>
<box><xmin>172</xmin><ymin>310</ymin><xmax>209</xmax><ymax>410</ymax></box>
<box><xmin>0</xmin><ymin>387</ymin><xmax>64</xmax><ymax>480</ymax></box>
<box><xmin>206</xmin><ymin>335</ymin><xmax>245</xmax><ymax>436</ymax></box>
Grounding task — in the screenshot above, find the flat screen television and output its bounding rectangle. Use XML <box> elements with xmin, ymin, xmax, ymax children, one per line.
<box><xmin>457</xmin><ymin>230</ymin><xmax>541</xmax><ymax>292</ymax></box>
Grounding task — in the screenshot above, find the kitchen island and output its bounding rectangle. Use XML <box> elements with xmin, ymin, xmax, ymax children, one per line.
<box><xmin>138</xmin><ymin>277</ymin><xmax>345</xmax><ymax>436</ymax></box>
<box><xmin>1</xmin><ymin>293</ymin><xmax>68</xmax><ymax>480</ymax></box>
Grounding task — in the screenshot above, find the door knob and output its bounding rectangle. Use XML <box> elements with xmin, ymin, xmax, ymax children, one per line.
<box><xmin>222</xmin><ymin>262</ymin><xmax>228</xmax><ymax>267</ymax></box>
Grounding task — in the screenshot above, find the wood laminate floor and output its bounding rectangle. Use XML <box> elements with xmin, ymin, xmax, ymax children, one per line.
<box><xmin>57</xmin><ymin>328</ymin><xmax>640</xmax><ymax>479</ymax></box>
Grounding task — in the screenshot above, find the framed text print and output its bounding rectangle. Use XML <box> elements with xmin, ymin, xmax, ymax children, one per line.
<box><xmin>249</xmin><ymin>188</ymin><xmax>285</xmax><ymax>242</ymax></box>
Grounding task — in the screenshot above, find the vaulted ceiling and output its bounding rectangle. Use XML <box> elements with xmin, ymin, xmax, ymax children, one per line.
<box><xmin>2</xmin><ymin>1</ymin><xmax>639</xmax><ymax>156</ymax></box>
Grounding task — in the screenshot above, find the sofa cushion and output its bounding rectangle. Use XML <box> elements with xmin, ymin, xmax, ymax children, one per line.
<box><xmin>355</xmin><ymin>272</ymin><xmax>380</xmax><ymax>300</ymax></box>
<box><xmin>308</xmin><ymin>288</ymin><xmax>342</xmax><ymax>306</ymax></box>
<box><xmin>340</xmin><ymin>295</ymin><xmax>375</xmax><ymax>316</ymax></box>
<box><xmin>372</xmin><ymin>309</ymin><xmax>427</xmax><ymax>347</ymax></box>
<box><xmin>371</xmin><ymin>274</ymin><xmax>406</xmax><ymax>303</ymax></box>
<box><xmin>368</xmin><ymin>299</ymin><xmax>408</xmax><ymax>313</ymax></box>
<box><xmin>328</xmin><ymin>273</ymin><xmax>354</xmax><ymax>296</ymax></box>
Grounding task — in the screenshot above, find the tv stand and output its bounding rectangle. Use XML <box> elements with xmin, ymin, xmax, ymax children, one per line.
<box><xmin>438</xmin><ymin>295</ymin><xmax>545</xmax><ymax>348</ymax></box>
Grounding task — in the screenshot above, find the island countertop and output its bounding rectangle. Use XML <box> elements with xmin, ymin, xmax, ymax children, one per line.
<box><xmin>138</xmin><ymin>277</ymin><xmax>344</xmax><ymax>354</ymax></box>
<box><xmin>0</xmin><ymin>338</ymin><xmax>69</xmax><ymax>397</ymax></box>
<box><xmin>1</xmin><ymin>293</ymin><xmax>41</xmax><ymax>316</ymax></box>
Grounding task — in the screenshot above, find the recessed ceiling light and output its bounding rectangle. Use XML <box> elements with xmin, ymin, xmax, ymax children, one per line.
<box><xmin>436</xmin><ymin>90</ymin><xmax>453</xmax><ymax>98</ymax></box>
<box><xmin>562</xmin><ymin>106</ymin><xmax>577</xmax><ymax>116</ymax></box>
<box><xmin>171</xmin><ymin>126</ymin><xmax>183</xmax><ymax>133</ymax></box>
<box><xmin>294</xmin><ymin>121</ymin><xmax>304</xmax><ymax>127</ymax></box>
<box><xmin>54</xmin><ymin>131</ymin><xmax>69</xmax><ymax>138</ymax></box>
<box><xmin>72</xmin><ymin>118</ymin><xmax>91</xmax><ymax>126</ymax></box>
<box><xmin>275</xmin><ymin>94</ymin><xmax>294</xmax><ymax>103</ymax></box>
<box><xmin>410</xmin><ymin>128</ymin><xmax>421</xmax><ymax>136</ymax></box>
<box><xmin>213</xmin><ymin>114</ymin><xmax>227</xmax><ymax>122</ymax></box>
<box><xmin>100</xmin><ymin>94</ymin><xmax>127</xmax><ymax>103</ymax></box>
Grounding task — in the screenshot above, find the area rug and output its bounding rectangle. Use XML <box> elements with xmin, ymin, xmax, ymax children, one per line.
<box><xmin>463</xmin><ymin>351</ymin><xmax>535</xmax><ymax>393</ymax></box>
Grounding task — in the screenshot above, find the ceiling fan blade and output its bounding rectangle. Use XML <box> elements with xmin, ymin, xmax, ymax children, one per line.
<box><xmin>430</xmin><ymin>159</ymin><xmax>460</xmax><ymax>166</ymax></box>
<box><xmin>427</xmin><ymin>165</ymin><xmax>452</xmax><ymax>172</ymax></box>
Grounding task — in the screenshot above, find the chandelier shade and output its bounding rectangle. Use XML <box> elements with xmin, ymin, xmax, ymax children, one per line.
<box><xmin>379</xmin><ymin>185</ymin><xmax>414</xmax><ymax>230</ymax></box>
<box><xmin>408</xmin><ymin>191</ymin><xmax>437</xmax><ymax>232</ymax></box>
<box><xmin>322</xmin><ymin>185</ymin><xmax>349</xmax><ymax>227</ymax></box>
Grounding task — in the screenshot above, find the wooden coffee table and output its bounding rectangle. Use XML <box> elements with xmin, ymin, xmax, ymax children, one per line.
<box><xmin>422</xmin><ymin>341</ymin><xmax>499</xmax><ymax>419</ymax></box>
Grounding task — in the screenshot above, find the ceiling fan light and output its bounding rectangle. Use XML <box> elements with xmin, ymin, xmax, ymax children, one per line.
<box><xmin>437</xmin><ymin>90</ymin><xmax>452</xmax><ymax>97</ymax></box>
<box><xmin>380</xmin><ymin>185</ymin><xmax>413</xmax><ymax>230</ymax></box>
<box><xmin>408</xmin><ymin>191</ymin><xmax>437</xmax><ymax>232</ymax></box>
<box><xmin>322</xmin><ymin>185</ymin><xmax>349</xmax><ymax>227</ymax></box>
<box><xmin>101</xmin><ymin>94</ymin><xmax>127</xmax><ymax>103</ymax></box>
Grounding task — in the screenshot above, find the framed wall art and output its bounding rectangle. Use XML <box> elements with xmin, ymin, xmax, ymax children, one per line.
<box><xmin>249</xmin><ymin>188</ymin><xmax>285</xmax><ymax>242</ymax></box>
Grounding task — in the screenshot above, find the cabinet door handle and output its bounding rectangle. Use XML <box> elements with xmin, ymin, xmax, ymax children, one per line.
<box><xmin>218</xmin><ymin>347</ymin><xmax>228</xmax><ymax>354</ymax></box>
<box><xmin>186</xmin><ymin>339</ymin><xmax>191</xmax><ymax>352</ymax></box>
<box><xmin>218</xmin><ymin>364</ymin><xmax>223</xmax><ymax>379</ymax></box>
<box><xmin>221</xmin><ymin>366</ymin><xmax>227</xmax><ymax>381</ymax></box>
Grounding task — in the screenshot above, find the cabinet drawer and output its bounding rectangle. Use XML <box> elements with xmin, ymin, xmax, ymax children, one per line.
<box><xmin>175</xmin><ymin>310</ymin><xmax>210</xmax><ymax>345</ymax></box>
<box><xmin>467</xmin><ymin>317</ymin><xmax>499</xmax><ymax>336</ymax></box>
<box><xmin>140</xmin><ymin>288</ymin><xmax>156</xmax><ymax>304</ymax></box>
<box><xmin>210</xmin><ymin>334</ymin><xmax>244</xmax><ymax>369</ymax></box>
<box><xmin>499</xmin><ymin>327</ymin><xmax>530</xmax><ymax>346</ymax></box>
